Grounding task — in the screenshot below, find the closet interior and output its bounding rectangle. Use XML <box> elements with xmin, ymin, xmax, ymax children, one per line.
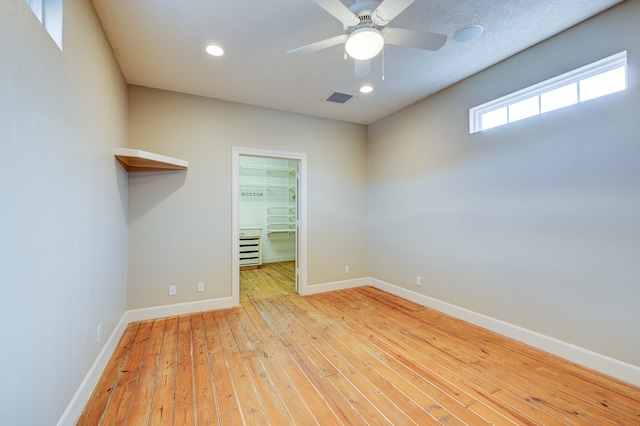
<box><xmin>238</xmin><ymin>155</ymin><xmax>297</xmax><ymax>270</ymax></box>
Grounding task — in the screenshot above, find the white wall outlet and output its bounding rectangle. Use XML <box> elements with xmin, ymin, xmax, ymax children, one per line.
<box><xmin>197</xmin><ymin>282</ymin><xmax>204</xmax><ymax>293</ymax></box>
<box><xmin>97</xmin><ymin>324</ymin><xmax>102</xmax><ymax>343</ymax></box>
<box><xmin>345</xmin><ymin>265</ymin><xmax>350</xmax><ymax>274</ymax></box>
<box><xmin>169</xmin><ymin>285</ymin><xmax>176</xmax><ymax>296</ymax></box>
<box><xmin>416</xmin><ymin>276</ymin><xmax>422</xmax><ymax>287</ymax></box>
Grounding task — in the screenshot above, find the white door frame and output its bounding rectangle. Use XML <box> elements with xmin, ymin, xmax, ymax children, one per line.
<box><xmin>231</xmin><ymin>146</ymin><xmax>308</xmax><ymax>305</ymax></box>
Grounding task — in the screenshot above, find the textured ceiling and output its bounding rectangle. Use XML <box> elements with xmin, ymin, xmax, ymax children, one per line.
<box><xmin>91</xmin><ymin>0</ymin><xmax>623</xmax><ymax>124</ymax></box>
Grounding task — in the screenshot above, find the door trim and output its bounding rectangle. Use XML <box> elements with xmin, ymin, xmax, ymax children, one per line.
<box><xmin>231</xmin><ymin>147</ymin><xmax>308</xmax><ymax>305</ymax></box>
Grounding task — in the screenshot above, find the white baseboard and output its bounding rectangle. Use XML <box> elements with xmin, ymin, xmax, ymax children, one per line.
<box><xmin>57</xmin><ymin>313</ymin><xmax>130</xmax><ymax>426</ymax></box>
<box><xmin>369</xmin><ymin>278</ymin><xmax>640</xmax><ymax>388</ymax></box>
<box><xmin>124</xmin><ymin>296</ymin><xmax>236</xmax><ymax>323</ymax></box>
<box><xmin>304</xmin><ymin>277</ymin><xmax>369</xmax><ymax>295</ymax></box>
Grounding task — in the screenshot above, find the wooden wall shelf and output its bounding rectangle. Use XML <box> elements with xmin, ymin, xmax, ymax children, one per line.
<box><xmin>114</xmin><ymin>148</ymin><xmax>188</xmax><ymax>172</ymax></box>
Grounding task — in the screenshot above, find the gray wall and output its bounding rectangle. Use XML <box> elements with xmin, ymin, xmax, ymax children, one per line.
<box><xmin>127</xmin><ymin>86</ymin><xmax>369</xmax><ymax>309</ymax></box>
<box><xmin>368</xmin><ymin>0</ymin><xmax>640</xmax><ymax>366</ymax></box>
<box><xmin>0</xmin><ymin>0</ymin><xmax>128</xmax><ymax>424</ymax></box>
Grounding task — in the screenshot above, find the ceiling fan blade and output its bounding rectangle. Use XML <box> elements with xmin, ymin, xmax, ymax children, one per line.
<box><xmin>287</xmin><ymin>34</ymin><xmax>348</xmax><ymax>56</ymax></box>
<box><xmin>354</xmin><ymin>59</ymin><xmax>371</xmax><ymax>79</ymax></box>
<box><xmin>382</xmin><ymin>27</ymin><xmax>447</xmax><ymax>51</ymax></box>
<box><xmin>371</xmin><ymin>0</ymin><xmax>415</xmax><ymax>26</ymax></box>
<box><xmin>312</xmin><ymin>0</ymin><xmax>359</xmax><ymax>26</ymax></box>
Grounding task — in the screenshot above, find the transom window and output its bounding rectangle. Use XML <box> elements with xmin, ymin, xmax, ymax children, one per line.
<box><xmin>470</xmin><ymin>51</ymin><xmax>627</xmax><ymax>134</ymax></box>
<box><xmin>25</xmin><ymin>0</ymin><xmax>63</xmax><ymax>49</ymax></box>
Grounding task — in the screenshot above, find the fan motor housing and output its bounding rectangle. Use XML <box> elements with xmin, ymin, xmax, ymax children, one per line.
<box><xmin>349</xmin><ymin>1</ymin><xmax>381</xmax><ymax>18</ymax></box>
<box><xmin>348</xmin><ymin>1</ymin><xmax>381</xmax><ymax>30</ymax></box>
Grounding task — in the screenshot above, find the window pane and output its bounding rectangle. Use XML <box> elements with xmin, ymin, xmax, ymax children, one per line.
<box><xmin>508</xmin><ymin>95</ymin><xmax>539</xmax><ymax>123</ymax></box>
<box><xmin>43</xmin><ymin>0</ymin><xmax>63</xmax><ymax>49</ymax></box>
<box><xmin>541</xmin><ymin>83</ymin><xmax>578</xmax><ymax>113</ymax></box>
<box><xmin>26</xmin><ymin>0</ymin><xmax>44</xmax><ymax>22</ymax></box>
<box><xmin>481</xmin><ymin>107</ymin><xmax>507</xmax><ymax>130</ymax></box>
<box><xmin>579</xmin><ymin>66</ymin><xmax>626</xmax><ymax>102</ymax></box>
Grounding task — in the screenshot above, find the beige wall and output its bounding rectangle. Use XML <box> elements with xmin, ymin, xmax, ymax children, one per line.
<box><xmin>368</xmin><ymin>1</ymin><xmax>640</xmax><ymax>366</ymax></box>
<box><xmin>127</xmin><ymin>86</ymin><xmax>369</xmax><ymax>309</ymax></box>
<box><xmin>4</xmin><ymin>2</ymin><xmax>638</xmax><ymax>423</ymax></box>
<box><xmin>0</xmin><ymin>0</ymin><xmax>128</xmax><ymax>424</ymax></box>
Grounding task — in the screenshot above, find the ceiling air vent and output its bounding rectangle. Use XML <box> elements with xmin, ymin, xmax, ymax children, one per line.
<box><xmin>325</xmin><ymin>91</ymin><xmax>354</xmax><ymax>104</ymax></box>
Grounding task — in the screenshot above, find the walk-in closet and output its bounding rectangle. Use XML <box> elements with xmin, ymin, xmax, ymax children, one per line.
<box><xmin>238</xmin><ymin>156</ymin><xmax>297</xmax><ymax>290</ymax></box>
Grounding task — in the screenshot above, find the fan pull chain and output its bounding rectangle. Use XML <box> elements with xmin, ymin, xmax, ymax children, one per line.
<box><xmin>382</xmin><ymin>47</ymin><xmax>385</xmax><ymax>81</ymax></box>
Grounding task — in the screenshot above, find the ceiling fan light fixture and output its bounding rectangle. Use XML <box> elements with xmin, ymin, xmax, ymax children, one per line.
<box><xmin>345</xmin><ymin>28</ymin><xmax>384</xmax><ymax>60</ymax></box>
<box><xmin>205</xmin><ymin>45</ymin><xmax>224</xmax><ymax>56</ymax></box>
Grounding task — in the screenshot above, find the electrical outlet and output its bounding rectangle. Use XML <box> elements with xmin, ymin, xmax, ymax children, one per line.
<box><xmin>345</xmin><ymin>265</ymin><xmax>350</xmax><ymax>274</ymax></box>
<box><xmin>97</xmin><ymin>324</ymin><xmax>102</xmax><ymax>343</ymax></box>
<box><xmin>197</xmin><ymin>282</ymin><xmax>204</xmax><ymax>293</ymax></box>
<box><xmin>169</xmin><ymin>285</ymin><xmax>176</xmax><ymax>296</ymax></box>
<box><xmin>416</xmin><ymin>276</ymin><xmax>422</xmax><ymax>287</ymax></box>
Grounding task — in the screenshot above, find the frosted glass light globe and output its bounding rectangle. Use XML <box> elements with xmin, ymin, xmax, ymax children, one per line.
<box><xmin>345</xmin><ymin>28</ymin><xmax>384</xmax><ymax>60</ymax></box>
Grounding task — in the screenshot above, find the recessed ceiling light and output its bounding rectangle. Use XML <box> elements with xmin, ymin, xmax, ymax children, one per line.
<box><xmin>206</xmin><ymin>45</ymin><xmax>224</xmax><ymax>56</ymax></box>
<box><xmin>360</xmin><ymin>85</ymin><xmax>373</xmax><ymax>94</ymax></box>
<box><xmin>453</xmin><ymin>25</ymin><xmax>484</xmax><ymax>43</ymax></box>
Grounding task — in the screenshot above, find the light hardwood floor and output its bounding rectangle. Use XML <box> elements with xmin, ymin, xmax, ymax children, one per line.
<box><xmin>77</xmin><ymin>262</ymin><xmax>640</xmax><ymax>425</ymax></box>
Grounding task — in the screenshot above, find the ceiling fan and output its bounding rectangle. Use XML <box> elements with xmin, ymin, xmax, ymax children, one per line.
<box><xmin>287</xmin><ymin>0</ymin><xmax>447</xmax><ymax>78</ymax></box>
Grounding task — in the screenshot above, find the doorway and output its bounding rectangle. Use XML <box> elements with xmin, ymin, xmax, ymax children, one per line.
<box><xmin>231</xmin><ymin>147</ymin><xmax>307</xmax><ymax>306</ymax></box>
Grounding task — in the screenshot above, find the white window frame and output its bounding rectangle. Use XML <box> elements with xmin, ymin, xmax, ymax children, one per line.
<box><xmin>470</xmin><ymin>51</ymin><xmax>627</xmax><ymax>134</ymax></box>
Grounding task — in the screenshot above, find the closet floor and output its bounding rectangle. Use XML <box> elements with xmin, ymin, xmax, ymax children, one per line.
<box><xmin>241</xmin><ymin>261</ymin><xmax>296</xmax><ymax>295</ymax></box>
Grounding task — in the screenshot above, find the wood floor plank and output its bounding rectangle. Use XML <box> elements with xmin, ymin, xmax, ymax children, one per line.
<box><xmin>359</xmin><ymin>287</ymin><xmax>640</xmax><ymax>410</ymax></box>
<box><xmin>239</xmin><ymin>300</ymin><xmax>344</xmax><ymax>424</ymax></box>
<box><xmin>282</xmin><ymin>309</ymin><xmax>426</xmax><ymax>424</ymax></box>
<box><xmin>489</xmin><ymin>390</ymin><xmax>570</xmax><ymax>426</ymax></box>
<box><xmin>387</xmin><ymin>327</ymin><xmax>578</xmax><ymax>426</ymax></box>
<box><xmin>380</xmin><ymin>324</ymin><xmax>587</xmax><ymax>424</ymax></box>
<box><xmin>467</xmin><ymin>400</ymin><xmax>519</xmax><ymax>425</ymax></box>
<box><xmin>223</xmin><ymin>309</ymin><xmax>293</xmax><ymax>425</ymax></box>
<box><xmin>202</xmin><ymin>310</ymin><xmax>245</xmax><ymax>425</ymax></box>
<box><xmin>339</xmin><ymin>289</ymin><xmax>591</xmax><ymax>425</ymax></box>
<box><xmin>280</xmin><ymin>294</ymin><xmax>443</xmax><ymax>425</ymax></box>
<box><xmin>271</xmin><ymin>290</ymin><xmax>427</xmax><ymax>425</ymax></box>
<box><xmin>99</xmin><ymin>320</ymin><xmax>153</xmax><ymax>425</ymax></box>
<box><xmin>191</xmin><ymin>314</ymin><xmax>219</xmax><ymax>425</ymax></box>
<box><xmin>257</xmin><ymin>297</ymin><xmax>396</xmax><ymax>425</ymax></box>
<box><xmin>174</xmin><ymin>314</ymin><xmax>196</xmax><ymax>425</ymax></box>
<box><xmin>75</xmin><ymin>322</ymin><xmax>139</xmax><ymax>426</ymax></box>
<box><xmin>212</xmin><ymin>309</ymin><xmax>269</xmax><ymax>425</ymax></box>
<box><xmin>235</xmin><ymin>302</ymin><xmax>322</xmax><ymax>425</ymax></box>
<box><xmin>343</xmin><ymin>286</ymin><xmax>632</xmax><ymax>424</ymax></box>
<box><xmin>313</xmin><ymin>292</ymin><xmax>492</xmax><ymax>425</ymax></box>
<box><xmin>148</xmin><ymin>316</ymin><xmax>178</xmax><ymax>426</ymax></box>
<box><xmin>125</xmin><ymin>318</ymin><xmax>166</xmax><ymax>426</ymax></box>
<box><xmin>325</xmin><ymin>291</ymin><xmax>546</xmax><ymax>425</ymax></box>
<box><xmin>350</xmin><ymin>287</ymin><xmax>640</xmax><ymax>425</ymax></box>
<box><xmin>78</xmin><ymin>262</ymin><xmax>640</xmax><ymax>426</ymax></box>
<box><xmin>290</xmin><ymin>294</ymin><xmax>464</xmax><ymax>424</ymax></box>
<box><xmin>244</xmin><ymin>282</ymin><xmax>362</xmax><ymax>425</ymax></box>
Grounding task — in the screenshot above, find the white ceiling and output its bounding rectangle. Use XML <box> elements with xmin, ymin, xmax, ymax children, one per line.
<box><xmin>91</xmin><ymin>0</ymin><xmax>623</xmax><ymax>125</ymax></box>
